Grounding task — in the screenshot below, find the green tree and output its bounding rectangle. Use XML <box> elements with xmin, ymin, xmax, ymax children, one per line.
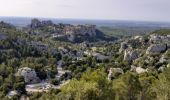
<box><xmin>112</xmin><ymin>71</ymin><xmax>142</xmax><ymax>100</ymax></box>
<box><xmin>150</xmin><ymin>67</ymin><xmax>170</xmax><ymax>100</ymax></box>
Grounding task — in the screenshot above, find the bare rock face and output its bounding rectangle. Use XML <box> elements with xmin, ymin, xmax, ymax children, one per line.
<box><xmin>124</xmin><ymin>49</ymin><xmax>139</xmax><ymax>62</ymax></box>
<box><xmin>16</xmin><ymin>67</ymin><xmax>40</xmax><ymax>84</ymax></box>
<box><xmin>119</xmin><ymin>42</ymin><xmax>128</xmax><ymax>53</ymax></box>
<box><xmin>64</xmin><ymin>25</ymin><xmax>96</xmax><ymax>37</ymax></box>
<box><xmin>108</xmin><ymin>68</ymin><xmax>124</xmax><ymax>80</ymax></box>
<box><xmin>146</xmin><ymin>44</ymin><xmax>167</xmax><ymax>54</ymax></box>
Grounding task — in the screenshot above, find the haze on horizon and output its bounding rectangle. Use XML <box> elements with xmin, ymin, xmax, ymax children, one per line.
<box><xmin>0</xmin><ymin>0</ymin><xmax>170</xmax><ymax>22</ymax></box>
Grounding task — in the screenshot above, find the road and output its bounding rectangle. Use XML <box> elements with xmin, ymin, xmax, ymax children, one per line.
<box><xmin>26</xmin><ymin>80</ymin><xmax>70</xmax><ymax>93</ymax></box>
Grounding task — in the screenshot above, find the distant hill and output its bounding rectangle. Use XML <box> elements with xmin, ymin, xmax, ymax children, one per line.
<box><xmin>151</xmin><ymin>29</ymin><xmax>170</xmax><ymax>35</ymax></box>
<box><xmin>98</xmin><ymin>26</ymin><xmax>159</xmax><ymax>38</ymax></box>
<box><xmin>24</xmin><ymin>18</ymin><xmax>117</xmax><ymax>43</ymax></box>
<box><xmin>1</xmin><ymin>17</ymin><xmax>170</xmax><ymax>27</ymax></box>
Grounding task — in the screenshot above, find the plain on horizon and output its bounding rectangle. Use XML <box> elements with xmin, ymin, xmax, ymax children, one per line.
<box><xmin>0</xmin><ymin>0</ymin><xmax>170</xmax><ymax>22</ymax></box>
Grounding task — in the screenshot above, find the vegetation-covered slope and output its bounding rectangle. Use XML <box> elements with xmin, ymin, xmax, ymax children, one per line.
<box><xmin>0</xmin><ymin>20</ymin><xmax>169</xmax><ymax>100</ymax></box>
<box><xmin>151</xmin><ymin>29</ymin><xmax>170</xmax><ymax>35</ymax></box>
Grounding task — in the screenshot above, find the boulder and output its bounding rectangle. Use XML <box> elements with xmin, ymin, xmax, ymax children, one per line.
<box><xmin>108</xmin><ymin>68</ymin><xmax>124</xmax><ymax>80</ymax></box>
<box><xmin>16</xmin><ymin>67</ymin><xmax>40</xmax><ymax>84</ymax></box>
<box><xmin>130</xmin><ymin>66</ymin><xmax>147</xmax><ymax>74</ymax></box>
<box><xmin>146</xmin><ymin>44</ymin><xmax>167</xmax><ymax>54</ymax></box>
<box><xmin>136</xmin><ymin>67</ymin><xmax>147</xmax><ymax>74</ymax></box>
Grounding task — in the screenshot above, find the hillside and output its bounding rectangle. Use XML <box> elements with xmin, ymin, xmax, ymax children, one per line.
<box><xmin>24</xmin><ymin>19</ymin><xmax>117</xmax><ymax>43</ymax></box>
<box><xmin>99</xmin><ymin>26</ymin><xmax>160</xmax><ymax>38</ymax></box>
<box><xmin>0</xmin><ymin>20</ymin><xmax>169</xmax><ymax>100</ymax></box>
<box><xmin>151</xmin><ymin>29</ymin><xmax>170</xmax><ymax>35</ymax></box>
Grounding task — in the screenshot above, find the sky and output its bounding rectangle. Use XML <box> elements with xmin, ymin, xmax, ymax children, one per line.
<box><xmin>0</xmin><ymin>0</ymin><xmax>170</xmax><ymax>22</ymax></box>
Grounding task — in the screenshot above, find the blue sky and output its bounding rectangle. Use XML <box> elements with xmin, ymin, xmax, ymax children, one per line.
<box><xmin>0</xmin><ymin>0</ymin><xmax>170</xmax><ymax>22</ymax></box>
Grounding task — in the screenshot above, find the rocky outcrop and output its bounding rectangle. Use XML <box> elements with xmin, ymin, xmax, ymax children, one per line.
<box><xmin>16</xmin><ymin>67</ymin><xmax>40</xmax><ymax>84</ymax></box>
<box><xmin>29</xmin><ymin>19</ymin><xmax>53</xmax><ymax>29</ymax></box>
<box><xmin>30</xmin><ymin>19</ymin><xmax>41</xmax><ymax>29</ymax></box>
<box><xmin>146</xmin><ymin>44</ymin><xmax>167</xmax><ymax>54</ymax></box>
<box><xmin>26</xmin><ymin>18</ymin><xmax>115</xmax><ymax>43</ymax></box>
<box><xmin>64</xmin><ymin>25</ymin><xmax>96</xmax><ymax>36</ymax></box>
<box><xmin>29</xmin><ymin>19</ymin><xmax>96</xmax><ymax>38</ymax></box>
<box><xmin>108</xmin><ymin>68</ymin><xmax>124</xmax><ymax>80</ymax></box>
<box><xmin>124</xmin><ymin>49</ymin><xmax>139</xmax><ymax>62</ymax></box>
<box><xmin>119</xmin><ymin>42</ymin><xmax>128</xmax><ymax>53</ymax></box>
<box><xmin>149</xmin><ymin>34</ymin><xmax>170</xmax><ymax>44</ymax></box>
<box><xmin>63</xmin><ymin>25</ymin><xmax>96</xmax><ymax>42</ymax></box>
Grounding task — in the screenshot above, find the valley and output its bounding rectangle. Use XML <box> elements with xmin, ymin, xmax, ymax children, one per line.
<box><xmin>0</xmin><ymin>18</ymin><xmax>169</xmax><ymax>100</ymax></box>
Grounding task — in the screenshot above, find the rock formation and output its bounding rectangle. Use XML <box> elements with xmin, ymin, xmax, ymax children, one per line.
<box><xmin>27</xmin><ymin>19</ymin><xmax>98</xmax><ymax>42</ymax></box>
<box><xmin>29</xmin><ymin>19</ymin><xmax>53</xmax><ymax>29</ymax></box>
<box><xmin>119</xmin><ymin>42</ymin><xmax>128</xmax><ymax>53</ymax></box>
<box><xmin>124</xmin><ymin>49</ymin><xmax>139</xmax><ymax>62</ymax></box>
<box><xmin>149</xmin><ymin>34</ymin><xmax>170</xmax><ymax>44</ymax></box>
<box><xmin>16</xmin><ymin>67</ymin><xmax>40</xmax><ymax>84</ymax></box>
<box><xmin>146</xmin><ymin>44</ymin><xmax>167</xmax><ymax>54</ymax></box>
<box><xmin>64</xmin><ymin>25</ymin><xmax>96</xmax><ymax>37</ymax></box>
<box><xmin>108</xmin><ymin>68</ymin><xmax>124</xmax><ymax>80</ymax></box>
